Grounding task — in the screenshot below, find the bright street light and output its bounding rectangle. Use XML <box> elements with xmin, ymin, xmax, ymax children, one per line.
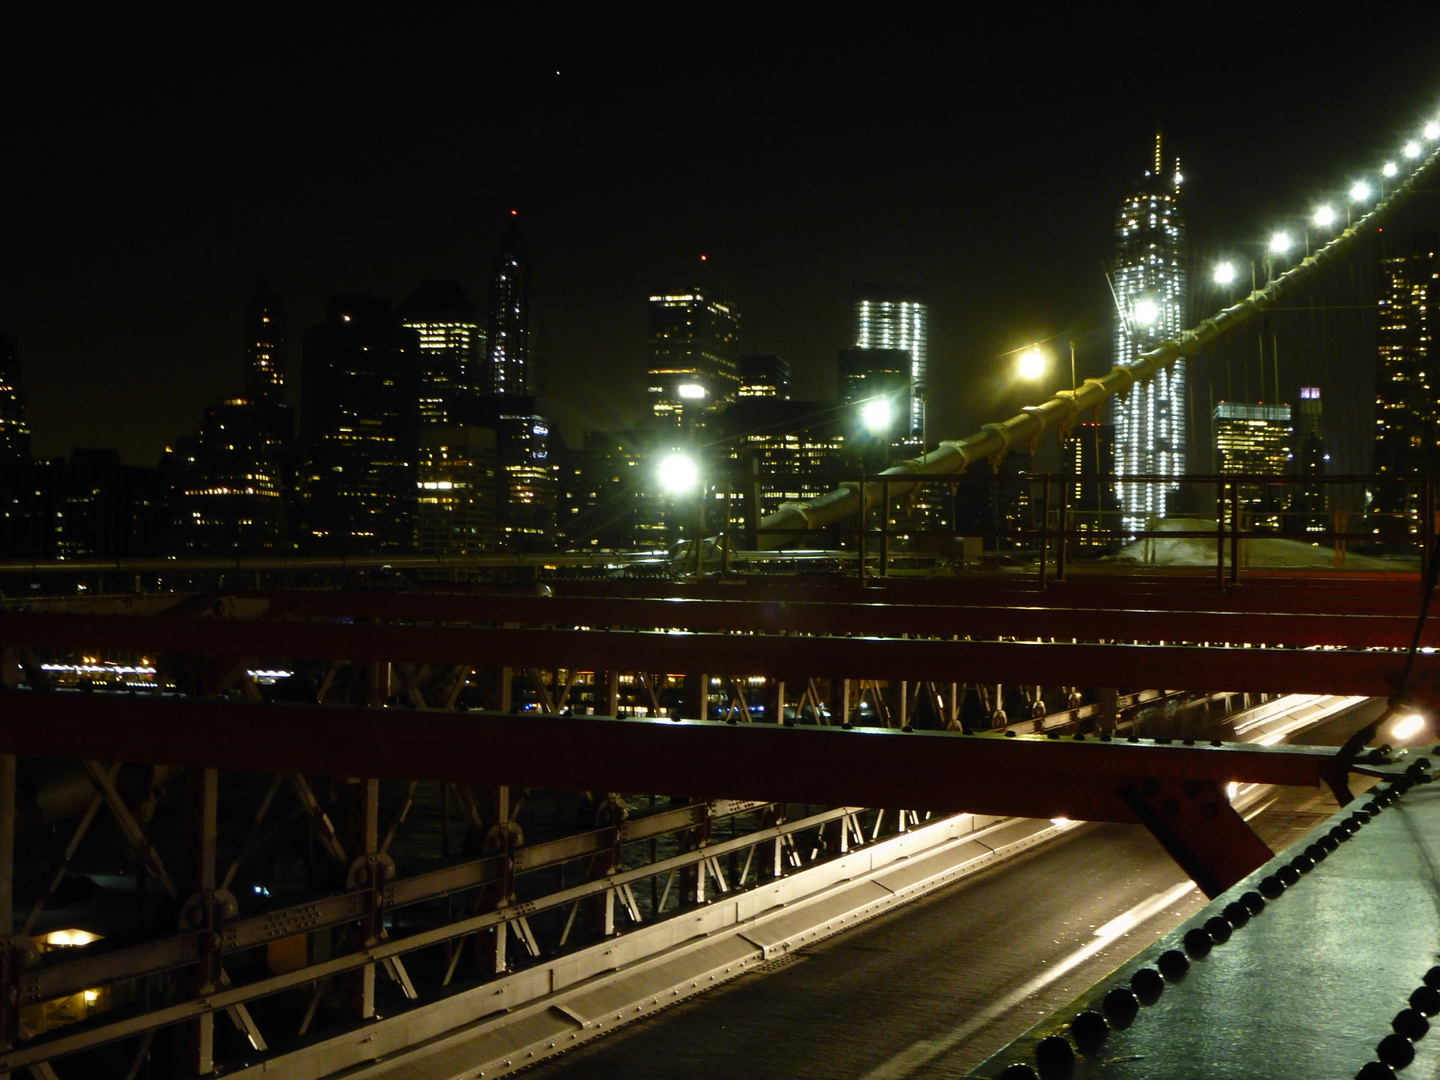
<box><xmin>656</xmin><ymin>452</ymin><xmax>700</xmax><ymax>495</ymax></box>
<box><xmin>1132</xmin><ymin>298</ymin><xmax>1160</xmax><ymax>327</ymax></box>
<box><xmin>1391</xmin><ymin>713</ymin><xmax>1427</xmax><ymax>742</ymax></box>
<box><xmin>1427</xmin><ymin>121</ymin><xmax>1440</xmax><ymax>140</ymax></box>
<box><xmin>1349</xmin><ymin>180</ymin><xmax>1373</xmax><ymax>202</ymax></box>
<box><xmin>1268</xmin><ymin>231</ymin><xmax>1293</xmax><ymax>256</ymax></box>
<box><xmin>860</xmin><ymin>398</ymin><xmax>894</xmax><ymax>434</ymax></box>
<box><xmin>1312</xmin><ymin>204</ymin><xmax>1336</xmax><ymax>227</ymax></box>
<box><xmin>1017</xmin><ymin>348</ymin><xmax>1047</xmax><ymax>380</ymax></box>
<box><xmin>1384</xmin><ymin>161</ymin><xmax>1399</xmax><ymax>178</ymax></box>
<box><xmin>676</xmin><ymin>383</ymin><xmax>706</xmax><ymax>401</ymax></box>
<box><xmin>1405</xmin><ymin>141</ymin><xmax>1422</xmax><ymax>159</ymax></box>
<box><xmin>1212</xmin><ymin>262</ymin><xmax>1236</xmax><ymax>286</ymax></box>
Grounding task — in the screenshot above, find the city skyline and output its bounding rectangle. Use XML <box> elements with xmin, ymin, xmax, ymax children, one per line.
<box><xmin>4</xmin><ymin>14</ymin><xmax>1440</xmax><ymax>470</ymax></box>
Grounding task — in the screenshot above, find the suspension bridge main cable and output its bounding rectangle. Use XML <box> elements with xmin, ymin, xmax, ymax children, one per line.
<box><xmin>746</xmin><ymin>142</ymin><xmax>1440</xmax><ymax>551</ymax></box>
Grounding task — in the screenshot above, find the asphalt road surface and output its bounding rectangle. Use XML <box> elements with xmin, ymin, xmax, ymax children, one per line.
<box><xmin>519</xmin><ymin>704</ymin><xmax>1382</xmax><ymax>1080</ymax></box>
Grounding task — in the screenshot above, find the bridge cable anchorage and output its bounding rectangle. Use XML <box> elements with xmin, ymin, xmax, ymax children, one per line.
<box><xmin>1329</xmin><ymin>532</ymin><xmax>1440</xmax><ymax>803</ymax></box>
<box><xmin>742</xmin><ymin>144</ymin><xmax>1440</xmax><ymax>552</ymax></box>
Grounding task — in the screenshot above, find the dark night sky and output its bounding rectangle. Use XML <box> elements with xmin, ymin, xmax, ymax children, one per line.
<box><xmin>5</xmin><ymin>10</ymin><xmax>1440</xmax><ymax>467</ymax></box>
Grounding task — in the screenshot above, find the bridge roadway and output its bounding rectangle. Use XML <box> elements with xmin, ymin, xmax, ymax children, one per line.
<box><xmin>513</xmin><ymin>703</ymin><xmax>1381</xmax><ymax>1080</ymax></box>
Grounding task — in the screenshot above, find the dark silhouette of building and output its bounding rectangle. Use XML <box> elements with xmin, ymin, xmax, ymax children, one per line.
<box><xmin>245</xmin><ymin>280</ymin><xmax>294</xmax><ymax>446</ymax></box>
<box><xmin>399</xmin><ymin>280</ymin><xmax>484</xmax><ymax>426</ymax></box>
<box><xmin>167</xmin><ymin>400</ymin><xmax>288</xmax><ymax>554</ymax></box>
<box><xmin>1065</xmin><ymin>420</ymin><xmax>1119</xmax><ymax>550</ymax></box>
<box><xmin>296</xmin><ymin>295</ymin><xmax>421</xmax><ymax>554</ymax></box>
<box><xmin>486</xmin><ymin>217</ymin><xmax>531</xmax><ymax>396</ymax></box>
<box><xmin>738</xmin><ymin>355</ymin><xmax>790</xmax><ymax>399</ymax></box>
<box><xmin>0</xmin><ymin>335</ymin><xmax>32</xmax><ymax>464</ymax></box>
<box><xmin>1371</xmin><ymin>233</ymin><xmax>1439</xmax><ymax>540</ymax></box>
<box><xmin>0</xmin><ymin>450</ymin><xmax>167</xmax><ymax>561</ymax></box>
<box><xmin>1291</xmin><ymin>386</ymin><xmax>1328</xmax><ymax>534</ymax></box>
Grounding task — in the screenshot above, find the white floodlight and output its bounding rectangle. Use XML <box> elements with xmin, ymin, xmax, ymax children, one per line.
<box><xmin>1017</xmin><ymin>348</ymin><xmax>1047</xmax><ymax>380</ymax></box>
<box><xmin>1132</xmin><ymin>298</ymin><xmax>1160</xmax><ymax>327</ymax></box>
<box><xmin>1384</xmin><ymin>161</ymin><xmax>1399</xmax><ymax>177</ymax></box>
<box><xmin>1213</xmin><ymin>261</ymin><xmax>1237</xmax><ymax>286</ymax></box>
<box><xmin>1312</xmin><ymin>204</ymin><xmax>1336</xmax><ymax>227</ymax></box>
<box><xmin>1268</xmin><ymin>231</ymin><xmax>1293</xmax><ymax>256</ymax></box>
<box><xmin>1427</xmin><ymin>121</ymin><xmax>1440</xmax><ymax>140</ymax></box>
<box><xmin>1405</xmin><ymin>141</ymin><xmax>1422</xmax><ymax>159</ymax></box>
<box><xmin>1349</xmin><ymin>180</ymin><xmax>1373</xmax><ymax>202</ymax></box>
<box><xmin>676</xmin><ymin>383</ymin><xmax>706</xmax><ymax>400</ymax></box>
<box><xmin>656</xmin><ymin>452</ymin><xmax>700</xmax><ymax>495</ymax></box>
<box><xmin>860</xmin><ymin>398</ymin><xmax>893</xmax><ymax>434</ymax></box>
<box><xmin>1391</xmin><ymin>713</ymin><xmax>1427</xmax><ymax>742</ymax></box>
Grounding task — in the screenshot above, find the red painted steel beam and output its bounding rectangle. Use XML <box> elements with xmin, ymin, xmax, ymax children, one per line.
<box><xmin>0</xmin><ymin>695</ymin><xmax>1338</xmax><ymax>825</ymax></box>
<box><xmin>0</xmin><ymin>611</ymin><xmax>1427</xmax><ymax>694</ymax></box>
<box><xmin>232</xmin><ymin>592</ymin><xmax>1435</xmax><ymax>649</ymax></box>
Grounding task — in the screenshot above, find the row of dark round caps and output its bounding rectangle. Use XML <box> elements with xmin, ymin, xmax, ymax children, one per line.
<box><xmin>1353</xmin><ymin>761</ymin><xmax>1440</xmax><ymax>1079</ymax></box>
<box><xmin>990</xmin><ymin>760</ymin><xmax>1432</xmax><ymax>1080</ymax></box>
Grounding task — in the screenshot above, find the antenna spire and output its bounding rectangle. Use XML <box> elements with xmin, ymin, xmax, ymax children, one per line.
<box><xmin>1154</xmin><ymin>127</ymin><xmax>1163</xmax><ymax>176</ymax></box>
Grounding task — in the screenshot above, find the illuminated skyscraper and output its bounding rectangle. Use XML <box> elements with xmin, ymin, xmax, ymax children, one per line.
<box><xmin>1371</xmin><ymin>234</ymin><xmax>1439</xmax><ymax>537</ymax></box>
<box><xmin>738</xmin><ymin>355</ymin><xmax>790</xmax><ymax>398</ymax></box>
<box><xmin>0</xmin><ymin>334</ymin><xmax>31</xmax><ymax>463</ymax></box>
<box><xmin>1213</xmin><ymin>401</ymin><xmax>1290</xmax><ymax>530</ymax></box>
<box><xmin>245</xmin><ymin>280</ymin><xmax>294</xmax><ymax>444</ymax></box>
<box><xmin>853</xmin><ymin>286</ymin><xmax>927</xmax><ymax>440</ymax></box>
<box><xmin>486</xmin><ymin>218</ymin><xmax>530</xmax><ymax>395</ymax></box>
<box><xmin>1110</xmin><ymin>135</ymin><xmax>1188</xmax><ymax>532</ymax></box>
<box><xmin>647</xmin><ymin>287</ymin><xmax>740</xmax><ymax>425</ymax></box>
<box><xmin>399</xmin><ymin>280</ymin><xmax>484</xmax><ymax>425</ymax></box>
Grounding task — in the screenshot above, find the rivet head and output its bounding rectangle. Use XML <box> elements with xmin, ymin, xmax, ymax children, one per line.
<box><xmin>999</xmin><ymin>1065</ymin><xmax>1039</xmax><ymax>1080</ymax></box>
<box><xmin>1070</xmin><ymin>1010</ymin><xmax>1108</xmax><ymax>1051</ymax></box>
<box><xmin>1410</xmin><ymin>985</ymin><xmax>1440</xmax><ymax>1016</ymax></box>
<box><xmin>1392</xmin><ymin>1007</ymin><xmax>1429</xmax><ymax>1040</ymax></box>
<box><xmin>1290</xmin><ymin>854</ymin><xmax>1315</xmax><ymax>875</ymax></box>
<box><xmin>1157</xmin><ymin>949</ymin><xmax>1190</xmax><ymax>980</ymax></box>
<box><xmin>1377</xmin><ymin>1033</ymin><xmax>1416</xmax><ymax>1069</ymax></box>
<box><xmin>1259</xmin><ymin>875</ymin><xmax>1286</xmax><ymax>899</ymax></box>
<box><xmin>1305</xmin><ymin>843</ymin><xmax>1327</xmax><ymax>863</ymax></box>
<box><xmin>1222</xmin><ymin>901</ymin><xmax>1250</xmax><ymax>929</ymax></box>
<box><xmin>1424</xmin><ymin>965</ymin><xmax>1440</xmax><ymax>990</ymax></box>
<box><xmin>1183</xmin><ymin>927</ymin><xmax>1213</xmax><ymax>958</ymax></box>
<box><xmin>1355</xmin><ymin>1061</ymin><xmax>1398</xmax><ymax>1080</ymax></box>
<box><xmin>1277</xmin><ymin>865</ymin><xmax>1301</xmax><ymax>887</ymax></box>
<box><xmin>1130</xmin><ymin>967</ymin><xmax>1165</xmax><ymax>1003</ymax></box>
<box><xmin>1205</xmin><ymin>916</ymin><xmax>1233</xmax><ymax>944</ymax></box>
<box><xmin>1034</xmin><ymin>1035</ymin><xmax>1074</xmax><ymax>1077</ymax></box>
<box><xmin>1240</xmin><ymin>890</ymin><xmax>1265</xmax><ymax>915</ymax></box>
<box><xmin>1102</xmin><ymin>986</ymin><xmax>1139</xmax><ymax>1022</ymax></box>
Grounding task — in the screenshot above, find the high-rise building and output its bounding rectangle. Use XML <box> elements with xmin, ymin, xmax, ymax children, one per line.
<box><xmin>1065</xmin><ymin>420</ymin><xmax>1119</xmax><ymax>550</ymax></box>
<box><xmin>245</xmin><ymin>280</ymin><xmax>294</xmax><ymax>445</ymax></box>
<box><xmin>1213</xmin><ymin>401</ymin><xmax>1290</xmax><ymax>531</ymax></box>
<box><xmin>647</xmin><ymin>287</ymin><xmax>740</xmax><ymax>425</ymax></box>
<box><xmin>853</xmin><ymin>286</ymin><xmax>927</xmax><ymax>439</ymax></box>
<box><xmin>467</xmin><ymin>395</ymin><xmax>556</xmax><ymax>551</ymax></box>
<box><xmin>0</xmin><ymin>335</ymin><xmax>32</xmax><ymax>464</ymax></box>
<box><xmin>168</xmin><ymin>400</ymin><xmax>288</xmax><ymax>553</ymax></box>
<box><xmin>1292</xmin><ymin>386</ymin><xmax>1328</xmax><ymax>534</ymax></box>
<box><xmin>1371</xmin><ymin>235</ymin><xmax>1439</xmax><ymax>538</ymax></box>
<box><xmin>837</xmin><ymin>347</ymin><xmax>911</xmax><ymax>437</ymax></box>
<box><xmin>486</xmin><ymin>217</ymin><xmax>530</xmax><ymax>396</ymax></box>
<box><xmin>738</xmin><ymin>355</ymin><xmax>790</xmax><ymax>399</ymax></box>
<box><xmin>414</xmin><ymin>426</ymin><xmax>498</xmax><ymax>556</ymax></box>
<box><xmin>1110</xmin><ymin>135</ymin><xmax>1189</xmax><ymax>533</ymax></box>
<box><xmin>296</xmin><ymin>295</ymin><xmax>422</xmax><ymax>554</ymax></box>
<box><xmin>399</xmin><ymin>280</ymin><xmax>484</xmax><ymax>426</ymax></box>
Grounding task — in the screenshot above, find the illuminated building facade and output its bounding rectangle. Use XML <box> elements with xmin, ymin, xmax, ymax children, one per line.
<box><xmin>297</xmin><ymin>295</ymin><xmax>421</xmax><ymax>553</ymax></box>
<box><xmin>1371</xmin><ymin>235</ymin><xmax>1440</xmax><ymax>538</ymax></box>
<box><xmin>1064</xmin><ymin>420</ymin><xmax>1119</xmax><ymax>549</ymax></box>
<box><xmin>0</xmin><ymin>334</ymin><xmax>32</xmax><ymax>464</ymax></box>
<box><xmin>467</xmin><ymin>395</ymin><xmax>555</xmax><ymax>551</ymax></box>
<box><xmin>568</xmin><ymin>430</ymin><xmax>666</xmax><ymax>549</ymax></box>
<box><xmin>1292</xmin><ymin>386</ymin><xmax>1328</xmax><ymax>533</ymax></box>
<box><xmin>169</xmin><ymin>400</ymin><xmax>287</xmax><ymax>553</ymax></box>
<box><xmin>486</xmin><ymin>219</ymin><xmax>530</xmax><ymax>396</ymax></box>
<box><xmin>647</xmin><ymin>287</ymin><xmax>740</xmax><ymax>425</ymax></box>
<box><xmin>245</xmin><ymin>281</ymin><xmax>294</xmax><ymax>445</ymax></box>
<box><xmin>738</xmin><ymin>355</ymin><xmax>789</xmax><ymax>398</ymax></box>
<box><xmin>1110</xmin><ymin>136</ymin><xmax>1189</xmax><ymax>532</ymax></box>
<box><xmin>1213</xmin><ymin>401</ymin><xmax>1291</xmax><ymax>531</ymax></box>
<box><xmin>853</xmin><ymin>286</ymin><xmax>927</xmax><ymax>439</ymax></box>
<box><xmin>399</xmin><ymin>280</ymin><xmax>484</xmax><ymax>426</ymax></box>
<box><xmin>714</xmin><ymin>399</ymin><xmax>845</xmax><ymax>542</ymax></box>
<box><xmin>415</xmin><ymin>426</ymin><xmax>498</xmax><ymax>555</ymax></box>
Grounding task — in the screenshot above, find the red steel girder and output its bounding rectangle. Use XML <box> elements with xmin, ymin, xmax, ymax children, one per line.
<box><xmin>0</xmin><ymin>611</ymin><xmax>1428</xmax><ymax>694</ymax></box>
<box><xmin>0</xmin><ymin>695</ymin><xmax>1338</xmax><ymax>828</ymax></box>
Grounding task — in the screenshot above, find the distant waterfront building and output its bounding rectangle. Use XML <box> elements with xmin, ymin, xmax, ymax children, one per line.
<box><xmin>647</xmin><ymin>286</ymin><xmax>740</xmax><ymax>425</ymax></box>
<box><xmin>738</xmin><ymin>355</ymin><xmax>790</xmax><ymax>399</ymax></box>
<box><xmin>245</xmin><ymin>280</ymin><xmax>294</xmax><ymax>445</ymax></box>
<box><xmin>297</xmin><ymin>295</ymin><xmax>421</xmax><ymax>553</ymax></box>
<box><xmin>399</xmin><ymin>280</ymin><xmax>484</xmax><ymax>426</ymax></box>
<box><xmin>1110</xmin><ymin>135</ymin><xmax>1189</xmax><ymax>532</ymax></box>
<box><xmin>0</xmin><ymin>451</ymin><xmax>167</xmax><ymax>561</ymax></box>
<box><xmin>1213</xmin><ymin>401</ymin><xmax>1290</xmax><ymax>531</ymax></box>
<box><xmin>486</xmin><ymin>218</ymin><xmax>531</xmax><ymax>396</ymax></box>
<box><xmin>853</xmin><ymin>286</ymin><xmax>927</xmax><ymax>439</ymax></box>
<box><xmin>0</xmin><ymin>335</ymin><xmax>32</xmax><ymax>464</ymax></box>
<box><xmin>1371</xmin><ymin>234</ymin><xmax>1439</xmax><ymax>538</ymax></box>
